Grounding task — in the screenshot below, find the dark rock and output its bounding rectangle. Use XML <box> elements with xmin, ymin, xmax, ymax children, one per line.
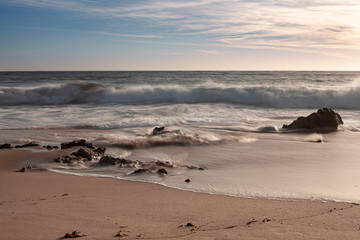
<box><xmin>63</xmin><ymin>231</ymin><xmax>86</xmax><ymax>238</ymax></box>
<box><xmin>93</xmin><ymin>146</ymin><xmax>106</xmax><ymax>156</ymax></box>
<box><xmin>119</xmin><ymin>158</ymin><xmax>139</xmax><ymax>168</ymax></box>
<box><xmin>99</xmin><ymin>155</ymin><xmax>121</xmax><ymax>165</ymax></box>
<box><xmin>60</xmin><ymin>139</ymin><xmax>94</xmax><ymax>149</ymax></box>
<box><xmin>98</xmin><ymin>155</ymin><xmax>137</xmax><ymax>167</ymax></box>
<box><xmin>18</xmin><ymin>167</ymin><xmax>26</xmax><ymax>172</ymax></box>
<box><xmin>70</xmin><ymin>147</ymin><xmax>105</xmax><ymax>161</ymax></box>
<box><xmin>132</xmin><ymin>168</ymin><xmax>148</xmax><ymax>174</ymax></box>
<box><xmin>151</xmin><ymin>126</ymin><xmax>182</xmax><ymax>135</ymax></box>
<box><xmin>185</xmin><ymin>178</ymin><xmax>191</xmax><ymax>183</ymax></box>
<box><xmin>70</xmin><ymin>148</ymin><xmax>93</xmax><ymax>161</ymax></box>
<box><xmin>282</xmin><ymin>108</ymin><xmax>343</xmax><ymax>132</ymax></box>
<box><xmin>55</xmin><ymin>155</ymin><xmax>84</xmax><ymax>164</ymax></box>
<box><xmin>27</xmin><ymin>165</ymin><xmax>32</xmax><ymax>169</ymax></box>
<box><xmin>0</xmin><ymin>143</ymin><xmax>12</xmax><ymax>149</ymax></box>
<box><xmin>114</xmin><ymin>231</ymin><xmax>128</xmax><ymax>237</ymax></box>
<box><xmin>185</xmin><ymin>223</ymin><xmax>195</xmax><ymax>227</ymax></box>
<box><xmin>56</xmin><ymin>146</ymin><xmax>105</xmax><ymax>163</ymax></box>
<box><xmin>43</xmin><ymin>145</ymin><xmax>59</xmax><ymax>150</ymax></box>
<box><xmin>14</xmin><ymin>142</ymin><xmax>40</xmax><ymax>148</ymax></box>
<box><xmin>153</xmin><ymin>126</ymin><xmax>166</xmax><ymax>135</ymax></box>
<box><xmin>157</xmin><ymin>168</ymin><xmax>168</xmax><ymax>175</ymax></box>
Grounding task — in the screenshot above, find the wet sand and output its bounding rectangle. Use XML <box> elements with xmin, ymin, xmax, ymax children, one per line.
<box><xmin>0</xmin><ymin>149</ymin><xmax>359</xmax><ymax>239</ymax></box>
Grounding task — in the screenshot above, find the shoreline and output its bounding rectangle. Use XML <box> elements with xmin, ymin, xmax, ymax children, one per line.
<box><xmin>46</xmin><ymin>166</ymin><xmax>360</xmax><ymax>206</ymax></box>
<box><xmin>1</xmin><ymin>149</ymin><xmax>360</xmax><ymax>239</ymax></box>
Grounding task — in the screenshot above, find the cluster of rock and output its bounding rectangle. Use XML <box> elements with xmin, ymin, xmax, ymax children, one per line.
<box><xmin>55</xmin><ymin>138</ymin><xmax>205</xmax><ymax>176</ymax></box>
<box><xmin>282</xmin><ymin>108</ymin><xmax>343</xmax><ymax>132</ymax></box>
<box><xmin>55</xmin><ymin>143</ymin><xmax>106</xmax><ymax>164</ymax></box>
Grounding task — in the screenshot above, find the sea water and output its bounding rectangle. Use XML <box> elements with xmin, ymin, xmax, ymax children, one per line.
<box><xmin>1</xmin><ymin>71</ymin><xmax>360</xmax><ymax>202</ymax></box>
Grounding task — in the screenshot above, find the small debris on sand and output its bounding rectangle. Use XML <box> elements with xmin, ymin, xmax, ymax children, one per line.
<box><xmin>185</xmin><ymin>222</ymin><xmax>194</xmax><ymax>227</ymax></box>
<box><xmin>63</xmin><ymin>231</ymin><xmax>86</xmax><ymax>238</ymax></box>
<box><xmin>225</xmin><ymin>225</ymin><xmax>237</xmax><ymax>229</ymax></box>
<box><xmin>262</xmin><ymin>218</ymin><xmax>271</xmax><ymax>223</ymax></box>
<box><xmin>178</xmin><ymin>222</ymin><xmax>199</xmax><ymax>231</ymax></box>
<box><xmin>114</xmin><ymin>230</ymin><xmax>128</xmax><ymax>237</ymax></box>
<box><xmin>246</xmin><ymin>219</ymin><xmax>258</xmax><ymax>225</ymax></box>
<box><xmin>185</xmin><ymin>179</ymin><xmax>191</xmax><ymax>183</ymax></box>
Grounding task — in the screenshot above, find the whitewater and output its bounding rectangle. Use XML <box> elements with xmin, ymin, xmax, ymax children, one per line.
<box><xmin>1</xmin><ymin>71</ymin><xmax>360</xmax><ymax>203</ymax></box>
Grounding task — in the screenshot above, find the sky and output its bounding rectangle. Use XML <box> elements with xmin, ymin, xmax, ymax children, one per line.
<box><xmin>1</xmin><ymin>0</ymin><xmax>360</xmax><ymax>71</ymax></box>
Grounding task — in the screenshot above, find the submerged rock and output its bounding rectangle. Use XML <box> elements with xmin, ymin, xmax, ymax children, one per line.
<box><xmin>93</xmin><ymin>146</ymin><xmax>106</xmax><ymax>156</ymax></box>
<box><xmin>152</xmin><ymin>126</ymin><xmax>182</xmax><ymax>136</ymax></box>
<box><xmin>98</xmin><ymin>155</ymin><xmax>138</xmax><ymax>167</ymax></box>
<box><xmin>99</xmin><ymin>155</ymin><xmax>121</xmax><ymax>165</ymax></box>
<box><xmin>70</xmin><ymin>148</ymin><xmax>93</xmax><ymax>160</ymax></box>
<box><xmin>14</xmin><ymin>142</ymin><xmax>40</xmax><ymax>148</ymax></box>
<box><xmin>132</xmin><ymin>168</ymin><xmax>148</xmax><ymax>174</ymax></box>
<box><xmin>157</xmin><ymin>168</ymin><xmax>168</xmax><ymax>175</ymax></box>
<box><xmin>155</xmin><ymin>160</ymin><xmax>174</xmax><ymax>168</ymax></box>
<box><xmin>55</xmin><ymin>155</ymin><xmax>85</xmax><ymax>164</ymax></box>
<box><xmin>43</xmin><ymin>145</ymin><xmax>59</xmax><ymax>150</ymax></box>
<box><xmin>282</xmin><ymin>108</ymin><xmax>343</xmax><ymax>132</ymax></box>
<box><xmin>152</xmin><ymin>126</ymin><xmax>166</xmax><ymax>135</ymax></box>
<box><xmin>60</xmin><ymin>139</ymin><xmax>94</xmax><ymax>149</ymax></box>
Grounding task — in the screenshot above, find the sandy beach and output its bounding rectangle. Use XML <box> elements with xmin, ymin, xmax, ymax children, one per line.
<box><xmin>0</xmin><ymin>148</ymin><xmax>359</xmax><ymax>240</ymax></box>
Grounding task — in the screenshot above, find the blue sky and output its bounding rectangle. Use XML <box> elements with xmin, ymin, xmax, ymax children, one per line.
<box><xmin>1</xmin><ymin>0</ymin><xmax>360</xmax><ymax>70</ymax></box>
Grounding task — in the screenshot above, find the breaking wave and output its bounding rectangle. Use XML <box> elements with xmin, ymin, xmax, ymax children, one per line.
<box><xmin>97</xmin><ymin>133</ymin><xmax>256</xmax><ymax>149</ymax></box>
<box><xmin>1</xmin><ymin>82</ymin><xmax>360</xmax><ymax>109</ymax></box>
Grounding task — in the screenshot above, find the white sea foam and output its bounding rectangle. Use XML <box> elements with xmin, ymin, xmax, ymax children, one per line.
<box><xmin>1</xmin><ymin>81</ymin><xmax>360</xmax><ymax>109</ymax></box>
<box><xmin>95</xmin><ymin>130</ymin><xmax>257</xmax><ymax>149</ymax></box>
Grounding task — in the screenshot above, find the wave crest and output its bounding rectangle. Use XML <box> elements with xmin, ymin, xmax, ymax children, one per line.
<box><xmin>99</xmin><ymin>132</ymin><xmax>255</xmax><ymax>149</ymax></box>
<box><xmin>1</xmin><ymin>82</ymin><xmax>360</xmax><ymax>109</ymax></box>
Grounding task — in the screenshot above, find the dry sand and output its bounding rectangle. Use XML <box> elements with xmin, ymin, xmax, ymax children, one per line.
<box><xmin>0</xmin><ymin>149</ymin><xmax>359</xmax><ymax>240</ymax></box>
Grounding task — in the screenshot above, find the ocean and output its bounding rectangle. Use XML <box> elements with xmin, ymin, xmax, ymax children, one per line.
<box><xmin>1</xmin><ymin>71</ymin><xmax>360</xmax><ymax>203</ymax></box>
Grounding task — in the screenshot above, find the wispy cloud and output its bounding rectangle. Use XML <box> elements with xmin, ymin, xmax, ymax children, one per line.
<box><xmin>196</xmin><ymin>49</ymin><xmax>221</xmax><ymax>55</ymax></box>
<box><xmin>89</xmin><ymin>31</ymin><xmax>164</xmax><ymax>39</ymax></box>
<box><xmin>2</xmin><ymin>0</ymin><xmax>360</xmax><ymax>56</ymax></box>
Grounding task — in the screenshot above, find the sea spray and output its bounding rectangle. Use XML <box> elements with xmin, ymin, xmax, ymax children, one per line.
<box><xmin>1</xmin><ymin>81</ymin><xmax>360</xmax><ymax>109</ymax></box>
